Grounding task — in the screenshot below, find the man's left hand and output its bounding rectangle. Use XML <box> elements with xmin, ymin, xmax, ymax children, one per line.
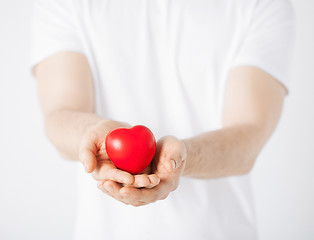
<box><xmin>97</xmin><ymin>136</ymin><xmax>187</xmax><ymax>207</ymax></box>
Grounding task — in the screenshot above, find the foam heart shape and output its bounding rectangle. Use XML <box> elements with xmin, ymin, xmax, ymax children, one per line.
<box><xmin>105</xmin><ymin>125</ymin><xmax>156</xmax><ymax>174</ymax></box>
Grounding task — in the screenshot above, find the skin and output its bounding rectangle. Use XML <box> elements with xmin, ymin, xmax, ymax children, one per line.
<box><xmin>34</xmin><ymin>51</ymin><xmax>287</xmax><ymax>207</ymax></box>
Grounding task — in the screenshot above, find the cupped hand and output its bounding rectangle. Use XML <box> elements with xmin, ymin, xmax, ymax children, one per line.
<box><xmin>92</xmin><ymin>154</ymin><xmax>160</xmax><ymax>188</ymax></box>
<box><xmin>78</xmin><ymin>119</ymin><xmax>160</xmax><ymax>188</ymax></box>
<box><xmin>97</xmin><ymin>136</ymin><xmax>187</xmax><ymax>207</ymax></box>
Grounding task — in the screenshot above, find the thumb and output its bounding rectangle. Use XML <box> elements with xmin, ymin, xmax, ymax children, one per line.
<box><xmin>165</xmin><ymin>152</ymin><xmax>185</xmax><ymax>173</ymax></box>
<box><xmin>79</xmin><ymin>134</ymin><xmax>98</xmax><ymax>173</ymax></box>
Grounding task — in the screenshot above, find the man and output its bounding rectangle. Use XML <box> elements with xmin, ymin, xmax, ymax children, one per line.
<box><xmin>30</xmin><ymin>0</ymin><xmax>295</xmax><ymax>239</ymax></box>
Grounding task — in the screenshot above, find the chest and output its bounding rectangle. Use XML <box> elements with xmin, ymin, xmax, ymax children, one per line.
<box><xmin>76</xmin><ymin>0</ymin><xmax>247</xmax><ymax>73</ymax></box>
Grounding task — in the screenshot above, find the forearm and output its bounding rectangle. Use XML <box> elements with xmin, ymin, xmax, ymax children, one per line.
<box><xmin>182</xmin><ymin>124</ymin><xmax>268</xmax><ymax>179</ymax></box>
<box><xmin>45</xmin><ymin>110</ymin><xmax>105</xmax><ymax>160</ymax></box>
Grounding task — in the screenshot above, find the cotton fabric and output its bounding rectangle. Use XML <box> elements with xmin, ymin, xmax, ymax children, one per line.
<box><xmin>30</xmin><ymin>0</ymin><xmax>295</xmax><ymax>239</ymax></box>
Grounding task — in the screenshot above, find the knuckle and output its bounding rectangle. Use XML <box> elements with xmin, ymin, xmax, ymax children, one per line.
<box><xmin>112</xmin><ymin>169</ymin><xmax>120</xmax><ymax>181</ymax></box>
<box><xmin>105</xmin><ymin>181</ymin><xmax>114</xmax><ymax>189</ymax></box>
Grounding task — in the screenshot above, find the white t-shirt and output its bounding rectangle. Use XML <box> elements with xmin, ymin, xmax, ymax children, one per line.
<box><xmin>30</xmin><ymin>0</ymin><xmax>295</xmax><ymax>239</ymax></box>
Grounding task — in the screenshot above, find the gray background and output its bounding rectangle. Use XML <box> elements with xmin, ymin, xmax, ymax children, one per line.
<box><xmin>0</xmin><ymin>0</ymin><xmax>313</xmax><ymax>239</ymax></box>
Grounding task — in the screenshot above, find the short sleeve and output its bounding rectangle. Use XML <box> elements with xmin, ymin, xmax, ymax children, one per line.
<box><xmin>30</xmin><ymin>0</ymin><xmax>84</xmax><ymax>75</ymax></box>
<box><xmin>230</xmin><ymin>0</ymin><xmax>296</xmax><ymax>93</ymax></box>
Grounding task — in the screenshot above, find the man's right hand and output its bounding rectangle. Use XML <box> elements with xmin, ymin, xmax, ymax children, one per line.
<box><xmin>79</xmin><ymin>119</ymin><xmax>160</xmax><ymax>188</ymax></box>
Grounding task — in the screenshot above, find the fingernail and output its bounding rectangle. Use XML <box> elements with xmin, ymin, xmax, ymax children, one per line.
<box><xmin>171</xmin><ymin>160</ymin><xmax>176</xmax><ymax>170</ymax></box>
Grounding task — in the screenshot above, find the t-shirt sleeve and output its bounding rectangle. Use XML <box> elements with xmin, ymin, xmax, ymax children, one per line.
<box><xmin>30</xmin><ymin>0</ymin><xmax>84</xmax><ymax>75</ymax></box>
<box><xmin>230</xmin><ymin>0</ymin><xmax>296</xmax><ymax>93</ymax></box>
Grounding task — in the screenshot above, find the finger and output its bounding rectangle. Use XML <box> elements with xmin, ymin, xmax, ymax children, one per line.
<box><xmin>173</xmin><ymin>151</ymin><xmax>185</xmax><ymax>169</ymax></box>
<box><xmin>164</xmin><ymin>151</ymin><xmax>185</xmax><ymax>173</ymax></box>
<box><xmin>79</xmin><ymin>133</ymin><xmax>98</xmax><ymax>173</ymax></box>
<box><xmin>120</xmin><ymin>183</ymin><xmax>165</xmax><ymax>203</ymax></box>
<box><xmin>148</xmin><ymin>174</ymin><xmax>160</xmax><ymax>187</ymax></box>
<box><xmin>123</xmin><ymin>173</ymin><xmax>160</xmax><ymax>189</ymax></box>
<box><xmin>155</xmin><ymin>136</ymin><xmax>187</xmax><ymax>173</ymax></box>
<box><xmin>97</xmin><ymin>181</ymin><xmax>124</xmax><ymax>203</ymax></box>
<box><xmin>93</xmin><ymin>163</ymin><xmax>134</xmax><ymax>185</ymax></box>
<box><xmin>155</xmin><ymin>153</ymin><xmax>172</xmax><ymax>174</ymax></box>
<box><xmin>97</xmin><ymin>180</ymin><xmax>105</xmax><ymax>189</ymax></box>
<box><xmin>132</xmin><ymin>174</ymin><xmax>151</xmax><ymax>188</ymax></box>
<box><xmin>172</xmin><ymin>159</ymin><xmax>186</xmax><ymax>175</ymax></box>
<box><xmin>121</xmin><ymin>165</ymin><xmax>158</xmax><ymax>188</ymax></box>
<box><xmin>101</xmin><ymin>181</ymin><xmax>139</xmax><ymax>206</ymax></box>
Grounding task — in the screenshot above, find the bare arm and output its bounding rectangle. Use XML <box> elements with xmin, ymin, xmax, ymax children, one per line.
<box><xmin>95</xmin><ymin>66</ymin><xmax>288</xmax><ymax>207</ymax></box>
<box><xmin>182</xmin><ymin>66</ymin><xmax>287</xmax><ymax>179</ymax></box>
<box><xmin>35</xmin><ymin>52</ymin><xmax>108</xmax><ymax>170</ymax></box>
<box><xmin>34</xmin><ymin>52</ymin><xmax>160</xmax><ymax>187</ymax></box>
<box><xmin>35</xmin><ymin>52</ymin><xmax>96</xmax><ymax>159</ymax></box>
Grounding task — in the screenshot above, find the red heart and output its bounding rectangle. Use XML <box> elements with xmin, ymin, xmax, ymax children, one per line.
<box><xmin>105</xmin><ymin>125</ymin><xmax>156</xmax><ymax>174</ymax></box>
